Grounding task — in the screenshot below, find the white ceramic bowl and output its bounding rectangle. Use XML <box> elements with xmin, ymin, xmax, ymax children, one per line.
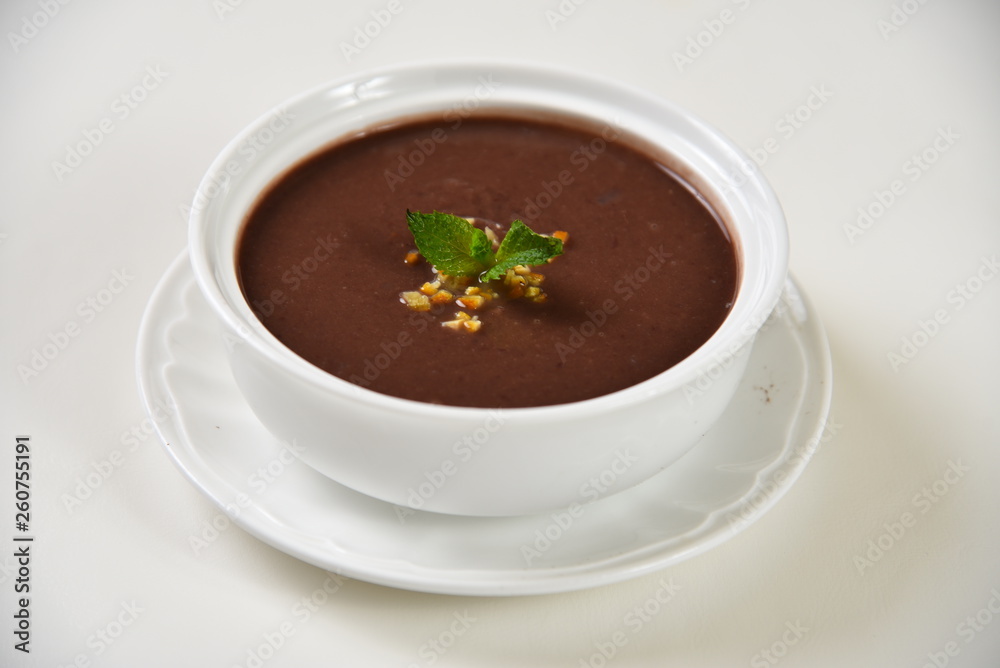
<box><xmin>188</xmin><ymin>61</ymin><xmax>788</xmax><ymax>517</ymax></box>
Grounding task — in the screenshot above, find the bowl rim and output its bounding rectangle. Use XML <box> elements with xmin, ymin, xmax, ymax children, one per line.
<box><xmin>188</xmin><ymin>59</ymin><xmax>789</xmax><ymax>421</ymax></box>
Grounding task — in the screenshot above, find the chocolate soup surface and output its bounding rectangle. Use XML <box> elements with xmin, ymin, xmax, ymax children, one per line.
<box><xmin>237</xmin><ymin>115</ymin><xmax>738</xmax><ymax>408</ymax></box>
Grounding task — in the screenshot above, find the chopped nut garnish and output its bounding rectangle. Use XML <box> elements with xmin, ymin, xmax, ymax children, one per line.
<box><xmin>503</xmin><ymin>270</ymin><xmax>528</xmax><ymax>299</ymax></box>
<box><xmin>400</xmin><ymin>291</ymin><xmax>431</xmax><ymax>311</ymax></box>
<box><xmin>401</xmin><ymin>226</ymin><xmax>558</xmax><ymax>328</ymax></box>
<box><xmin>430</xmin><ymin>290</ymin><xmax>454</xmax><ymax>304</ymax></box>
<box><xmin>442</xmin><ymin>311</ymin><xmax>481</xmax><ymax>333</ymax></box>
<box><xmin>484</xmin><ymin>226</ymin><xmax>500</xmax><ymax>249</ymax></box>
<box><xmin>438</xmin><ymin>273</ymin><xmax>471</xmax><ymax>291</ymax></box>
<box><xmin>456</xmin><ymin>294</ymin><xmax>486</xmax><ymax>310</ymax></box>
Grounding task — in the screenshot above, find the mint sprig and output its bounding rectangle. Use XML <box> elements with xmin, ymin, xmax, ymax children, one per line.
<box><xmin>406</xmin><ymin>210</ymin><xmax>563</xmax><ymax>281</ymax></box>
<box><xmin>481</xmin><ymin>220</ymin><xmax>563</xmax><ymax>281</ymax></box>
<box><xmin>405</xmin><ymin>210</ymin><xmax>493</xmax><ymax>277</ymax></box>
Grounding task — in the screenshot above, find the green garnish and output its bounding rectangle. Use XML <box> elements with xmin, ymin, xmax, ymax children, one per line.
<box><xmin>406</xmin><ymin>210</ymin><xmax>563</xmax><ymax>281</ymax></box>
<box><xmin>482</xmin><ymin>220</ymin><xmax>564</xmax><ymax>280</ymax></box>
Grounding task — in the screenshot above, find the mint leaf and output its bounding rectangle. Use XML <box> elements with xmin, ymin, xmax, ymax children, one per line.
<box><xmin>405</xmin><ymin>211</ymin><xmax>564</xmax><ymax>281</ymax></box>
<box><xmin>406</xmin><ymin>210</ymin><xmax>493</xmax><ymax>277</ymax></box>
<box><xmin>480</xmin><ymin>220</ymin><xmax>563</xmax><ymax>281</ymax></box>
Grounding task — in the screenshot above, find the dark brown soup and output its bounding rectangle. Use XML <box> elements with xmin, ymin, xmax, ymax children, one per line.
<box><xmin>237</xmin><ymin>114</ymin><xmax>738</xmax><ymax>408</ymax></box>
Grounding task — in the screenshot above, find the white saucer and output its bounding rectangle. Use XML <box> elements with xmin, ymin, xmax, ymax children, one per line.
<box><xmin>137</xmin><ymin>252</ymin><xmax>832</xmax><ymax>596</ymax></box>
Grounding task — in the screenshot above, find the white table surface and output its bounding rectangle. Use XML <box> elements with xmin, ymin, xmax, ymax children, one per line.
<box><xmin>4</xmin><ymin>0</ymin><xmax>999</xmax><ymax>666</ymax></box>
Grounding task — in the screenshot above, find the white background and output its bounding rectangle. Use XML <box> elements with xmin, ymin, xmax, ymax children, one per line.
<box><xmin>3</xmin><ymin>0</ymin><xmax>999</xmax><ymax>666</ymax></box>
